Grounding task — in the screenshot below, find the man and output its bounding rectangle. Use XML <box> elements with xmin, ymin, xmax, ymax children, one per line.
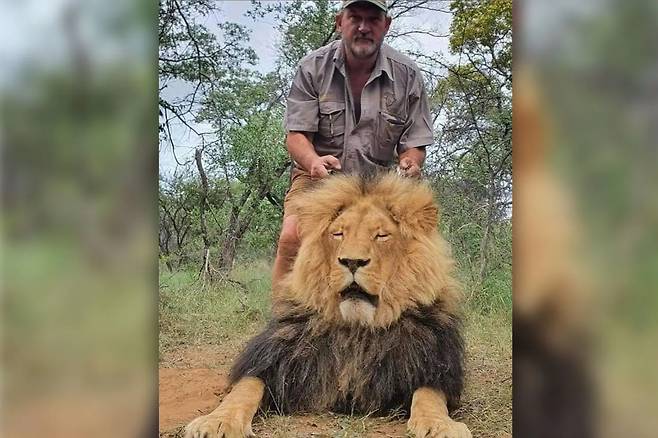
<box><xmin>272</xmin><ymin>0</ymin><xmax>434</xmax><ymax>287</ymax></box>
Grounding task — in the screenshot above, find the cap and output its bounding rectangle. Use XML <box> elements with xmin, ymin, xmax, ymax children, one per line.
<box><xmin>341</xmin><ymin>0</ymin><xmax>388</xmax><ymax>13</ymax></box>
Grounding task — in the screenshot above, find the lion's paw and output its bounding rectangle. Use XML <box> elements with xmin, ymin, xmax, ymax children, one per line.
<box><xmin>184</xmin><ymin>412</ymin><xmax>253</xmax><ymax>438</ymax></box>
<box><xmin>407</xmin><ymin>416</ymin><xmax>472</xmax><ymax>438</ymax></box>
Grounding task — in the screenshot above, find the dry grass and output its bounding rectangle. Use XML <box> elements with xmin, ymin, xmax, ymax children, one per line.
<box><xmin>458</xmin><ymin>311</ymin><xmax>512</xmax><ymax>437</ymax></box>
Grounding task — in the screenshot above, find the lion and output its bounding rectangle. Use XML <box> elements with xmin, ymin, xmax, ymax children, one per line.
<box><xmin>184</xmin><ymin>173</ymin><xmax>470</xmax><ymax>438</ymax></box>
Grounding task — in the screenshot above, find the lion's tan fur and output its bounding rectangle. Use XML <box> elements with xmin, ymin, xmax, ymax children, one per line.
<box><xmin>278</xmin><ymin>173</ymin><xmax>461</xmax><ymax>328</ymax></box>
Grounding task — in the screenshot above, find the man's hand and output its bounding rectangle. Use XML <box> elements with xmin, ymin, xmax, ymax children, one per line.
<box><xmin>397</xmin><ymin>147</ymin><xmax>425</xmax><ymax>178</ymax></box>
<box><xmin>398</xmin><ymin>156</ymin><xmax>422</xmax><ymax>178</ymax></box>
<box><xmin>310</xmin><ymin>155</ymin><xmax>341</xmax><ymax>180</ymax></box>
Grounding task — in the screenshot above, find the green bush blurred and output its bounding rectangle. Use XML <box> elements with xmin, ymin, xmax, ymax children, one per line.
<box><xmin>2</xmin><ymin>0</ymin><xmax>157</xmax><ymax>436</ymax></box>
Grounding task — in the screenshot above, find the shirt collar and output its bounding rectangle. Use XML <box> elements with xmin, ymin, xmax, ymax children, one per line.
<box><xmin>332</xmin><ymin>40</ymin><xmax>346</xmax><ymax>74</ymax></box>
<box><xmin>374</xmin><ymin>43</ymin><xmax>394</xmax><ymax>82</ymax></box>
<box><xmin>333</xmin><ymin>41</ymin><xmax>395</xmax><ymax>82</ymax></box>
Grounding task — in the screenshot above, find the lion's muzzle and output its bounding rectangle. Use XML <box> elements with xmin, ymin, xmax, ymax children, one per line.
<box><xmin>338</xmin><ymin>283</ymin><xmax>378</xmax><ymax>326</ymax></box>
<box><xmin>340</xmin><ymin>282</ymin><xmax>379</xmax><ymax>306</ymax></box>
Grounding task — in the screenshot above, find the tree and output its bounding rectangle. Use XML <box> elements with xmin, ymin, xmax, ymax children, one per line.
<box><xmin>159</xmin><ymin>172</ymin><xmax>199</xmax><ymax>270</ymax></box>
<box><xmin>406</xmin><ymin>0</ymin><xmax>512</xmax><ymax>290</ymax></box>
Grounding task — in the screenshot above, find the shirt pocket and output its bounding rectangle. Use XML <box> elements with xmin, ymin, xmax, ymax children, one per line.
<box><xmin>374</xmin><ymin>111</ymin><xmax>408</xmax><ymax>162</ymax></box>
<box><xmin>318</xmin><ymin>101</ymin><xmax>346</xmax><ymax>148</ymax></box>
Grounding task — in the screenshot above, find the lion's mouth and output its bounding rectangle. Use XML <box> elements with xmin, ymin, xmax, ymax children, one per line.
<box><xmin>340</xmin><ymin>282</ymin><xmax>379</xmax><ymax>306</ymax></box>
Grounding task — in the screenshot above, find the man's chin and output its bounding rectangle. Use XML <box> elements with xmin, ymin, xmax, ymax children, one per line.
<box><xmin>350</xmin><ymin>45</ymin><xmax>378</xmax><ymax>59</ymax></box>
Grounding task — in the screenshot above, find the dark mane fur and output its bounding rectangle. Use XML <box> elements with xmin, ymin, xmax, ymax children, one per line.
<box><xmin>229</xmin><ymin>301</ymin><xmax>464</xmax><ymax>415</ymax></box>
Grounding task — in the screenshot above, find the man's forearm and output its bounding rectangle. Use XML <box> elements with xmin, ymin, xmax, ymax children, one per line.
<box><xmin>286</xmin><ymin>131</ymin><xmax>319</xmax><ymax>172</ymax></box>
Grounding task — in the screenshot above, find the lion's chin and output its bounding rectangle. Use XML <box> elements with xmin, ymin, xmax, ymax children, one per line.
<box><xmin>339</xmin><ymin>299</ymin><xmax>376</xmax><ymax>326</ymax></box>
<box><xmin>338</xmin><ymin>282</ymin><xmax>378</xmax><ymax>326</ymax></box>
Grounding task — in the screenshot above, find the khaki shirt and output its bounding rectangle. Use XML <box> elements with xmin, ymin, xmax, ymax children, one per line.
<box><xmin>284</xmin><ymin>40</ymin><xmax>433</xmax><ymax>176</ymax></box>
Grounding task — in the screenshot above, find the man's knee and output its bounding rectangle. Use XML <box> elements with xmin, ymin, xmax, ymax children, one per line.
<box><xmin>277</xmin><ymin>215</ymin><xmax>300</xmax><ymax>258</ymax></box>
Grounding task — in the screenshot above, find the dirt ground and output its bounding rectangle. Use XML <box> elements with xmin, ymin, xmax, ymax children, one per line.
<box><xmin>160</xmin><ymin>344</ymin><xmax>410</xmax><ymax>437</ymax></box>
<box><xmin>159</xmin><ymin>335</ymin><xmax>512</xmax><ymax>438</ymax></box>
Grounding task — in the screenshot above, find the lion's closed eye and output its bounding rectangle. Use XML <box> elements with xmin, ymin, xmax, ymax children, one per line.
<box><xmin>375</xmin><ymin>232</ymin><xmax>390</xmax><ymax>241</ymax></box>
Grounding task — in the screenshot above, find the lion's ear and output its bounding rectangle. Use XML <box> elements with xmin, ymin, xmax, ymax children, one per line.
<box><xmin>287</xmin><ymin>193</ymin><xmax>330</xmax><ymax>239</ymax></box>
<box><xmin>410</xmin><ymin>202</ymin><xmax>439</xmax><ymax>234</ymax></box>
<box><xmin>378</xmin><ymin>176</ymin><xmax>439</xmax><ymax>235</ymax></box>
<box><xmin>389</xmin><ymin>196</ymin><xmax>439</xmax><ymax>235</ymax></box>
<box><xmin>295</xmin><ymin>201</ymin><xmax>343</xmax><ymax>239</ymax></box>
<box><xmin>290</xmin><ymin>175</ymin><xmax>361</xmax><ymax>238</ymax></box>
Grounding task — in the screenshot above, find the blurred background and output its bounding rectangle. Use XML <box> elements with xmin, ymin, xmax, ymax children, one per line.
<box><xmin>1</xmin><ymin>0</ymin><xmax>156</xmax><ymax>436</ymax></box>
<box><xmin>514</xmin><ymin>0</ymin><xmax>658</xmax><ymax>437</ymax></box>
<box><xmin>0</xmin><ymin>0</ymin><xmax>656</xmax><ymax>437</ymax></box>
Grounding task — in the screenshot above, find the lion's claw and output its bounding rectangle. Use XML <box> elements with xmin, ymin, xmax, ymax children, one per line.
<box><xmin>184</xmin><ymin>413</ymin><xmax>253</xmax><ymax>438</ymax></box>
<box><xmin>407</xmin><ymin>416</ymin><xmax>472</xmax><ymax>438</ymax></box>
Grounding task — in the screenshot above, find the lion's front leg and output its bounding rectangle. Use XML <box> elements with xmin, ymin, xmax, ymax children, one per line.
<box><xmin>184</xmin><ymin>376</ymin><xmax>264</xmax><ymax>438</ymax></box>
<box><xmin>407</xmin><ymin>387</ymin><xmax>471</xmax><ymax>438</ymax></box>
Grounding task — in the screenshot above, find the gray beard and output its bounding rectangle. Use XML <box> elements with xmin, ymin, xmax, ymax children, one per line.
<box><xmin>345</xmin><ymin>39</ymin><xmax>381</xmax><ymax>59</ymax></box>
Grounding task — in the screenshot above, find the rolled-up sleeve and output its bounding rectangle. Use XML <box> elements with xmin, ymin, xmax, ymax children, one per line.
<box><xmin>397</xmin><ymin>71</ymin><xmax>434</xmax><ymax>153</ymax></box>
<box><xmin>284</xmin><ymin>63</ymin><xmax>319</xmax><ymax>133</ymax></box>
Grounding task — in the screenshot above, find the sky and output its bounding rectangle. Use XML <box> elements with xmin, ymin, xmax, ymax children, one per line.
<box><xmin>159</xmin><ymin>1</ymin><xmax>279</xmax><ymax>174</ymax></box>
<box><xmin>159</xmin><ymin>0</ymin><xmax>453</xmax><ymax>176</ymax></box>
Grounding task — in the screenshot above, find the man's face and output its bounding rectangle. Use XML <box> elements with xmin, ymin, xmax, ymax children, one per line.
<box><xmin>336</xmin><ymin>3</ymin><xmax>391</xmax><ymax>60</ymax></box>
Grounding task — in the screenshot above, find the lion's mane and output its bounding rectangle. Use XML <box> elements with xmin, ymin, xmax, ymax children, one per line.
<box><xmin>230</xmin><ymin>174</ymin><xmax>465</xmax><ymax>415</ymax></box>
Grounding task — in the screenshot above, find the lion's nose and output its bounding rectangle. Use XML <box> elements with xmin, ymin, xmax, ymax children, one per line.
<box><xmin>338</xmin><ymin>257</ymin><xmax>370</xmax><ymax>273</ymax></box>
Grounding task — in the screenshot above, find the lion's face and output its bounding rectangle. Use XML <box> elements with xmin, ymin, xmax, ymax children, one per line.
<box><xmin>327</xmin><ymin>200</ymin><xmax>399</xmax><ymax>325</ymax></box>
<box><xmin>283</xmin><ymin>174</ymin><xmax>460</xmax><ymax>328</ymax></box>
